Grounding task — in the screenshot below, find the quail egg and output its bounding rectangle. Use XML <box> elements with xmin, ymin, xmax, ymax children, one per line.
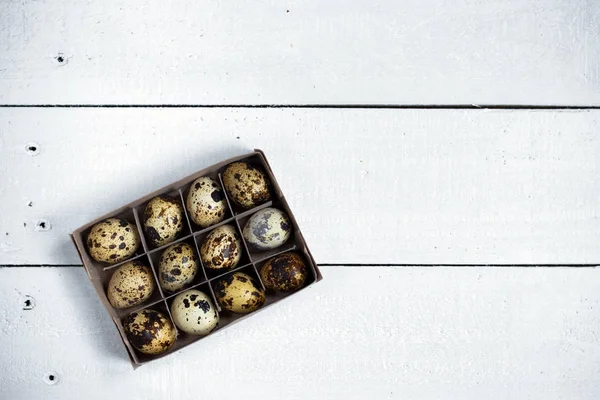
<box><xmin>260</xmin><ymin>252</ymin><xmax>309</xmax><ymax>292</ymax></box>
<box><xmin>222</xmin><ymin>162</ymin><xmax>271</xmax><ymax>209</ymax></box>
<box><xmin>214</xmin><ymin>272</ymin><xmax>265</xmax><ymax>314</ymax></box>
<box><xmin>170</xmin><ymin>290</ymin><xmax>219</xmax><ymax>335</ymax></box>
<box><xmin>87</xmin><ymin>218</ymin><xmax>140</xmax><ymax>264</ymax></box>
<box><xmin>242</xmin><ymin>207</ymin><xmax>291</xmax><ymax>251</ymax></box>
<box><xmin>186</xmin><ymin>177</ymin><xmax>227</xmax><ymax>228</ymax></box>
<box><xmin>107</xmin><ymin>260</ymin><xmax>156</xmax><ymax>309</ymax></box>
<box><xmin>143</xmin><ymin>195</ymin><xmax>185</xmax><ymax>248</ymax></box>
<box><xmin>200</xmin><ymin>224</ymin><xmax>242</xmax><ymax>271</ymax></box>
<box><xmin>158</xmin><ymin>243</ymin><xmax>199</xmax><ymax>292</ymax></box>
<box><xmin>123</xmin><ymin>309</ymin><xmax>176</xmax><ymax>355</ymax></box>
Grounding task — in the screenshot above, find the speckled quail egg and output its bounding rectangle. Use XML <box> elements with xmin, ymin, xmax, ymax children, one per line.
<box><xmin>87</xmin><ymin>218</ymin><xmax>140</xmax><ymax>264</ymax></box>
<box><xmin>170</xmin><ymin>290</ymin><xmax>219</xmax><ymax>335</ymax></box>
<box><xmin>243</xmin><ymin>207</ymin><xmax>292</xmax><ymax>251</ymax></box>
<box><xmin>222</xmin><ymin>162</ymin><xmax>271</xmax><ymax>209</ymax></box>
<box><xmin>200</xmin><ymin>225</ymin><xmax>242</xmax><ymax>271</ymax></box>
<box><xmin>214</xmin><ymin>272</ymin><xmax>265</xmax><ymax>314</ymax></box>
<box><xmin>143</xmin><ymin>195</ymin><xmax>184</xmax><ymax>248</ymax></box>
<box><xmin>107</xmin><ymin>260</ymin><xmax>156</xmax><ymax>308</ymax></box>
<box><xmin>186</xmin><ymin>177</ymin><xmax>227</xmax><ymax>228</ymax></box>
<box><xmin>158</xmin><ymin>243</ymin><xmax>199</xmax><ymax>292</ymax></box>
<box><xmin>260</xmin><ymin>252</ymin><xmax>309</xmax><ymax>292</ymax></box>
<box><xmin>123</xmin><ymin>309</ymin><xmax>176</xmax><ymax>355</ymax></box>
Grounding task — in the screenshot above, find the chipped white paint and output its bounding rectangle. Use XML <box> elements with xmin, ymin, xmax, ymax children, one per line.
<box><xmin>1</xmin><ymin>267</ymin><xmax>599</xmax><ymax>399</ymax></box>
<box><xmin>0</xmin><ymin>0</ymin><xmax>599</xmax><ymax>105</ymax></box>
<box><xmin>0</xmin><ymin>108</ymin><xmax>598</xmax><ymax>265</ymax></box>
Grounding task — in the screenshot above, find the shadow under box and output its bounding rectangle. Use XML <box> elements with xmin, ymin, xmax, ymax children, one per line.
<box><xmin>181</xmin><ymin>170</ymin><xmax>234</xmax><ymax>234</ymax></box>
<box><xmin>147</xmin><ymin>235</ymin><xmax>208</xmax><ymax>297</ymax></box>
<box><xmin>193</xmin><ymin>219</ymin><xmax>252</xmax><ymax>279</ymax></box>
<box><xmin>100</xmin><ymin>253</ymin><xmax>164</xmax><ymax>319</ymax></box>
<box><xmin>216</xmin><ymin>155</ymin><xmax>275</xmax><ymax>216</ymax></box>
<box><xmin>136</xmin><ymin>190</ymin><xmax>192</xmax><ymax>252</ymax></box>
<box><xmin>235</xmin><ymin>201</ymin><xmax>298</xmax><ymax>263</ymax></box>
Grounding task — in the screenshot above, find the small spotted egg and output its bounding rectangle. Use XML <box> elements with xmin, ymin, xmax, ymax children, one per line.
<box><xmin>186</xmin><ymin>177</ymin><xmax>227</xmax><ymax>228</ymax></box>
<box><xmin>260</xmin><ymin>252</ymin><xmax>309</xmax><ymax>292</ymax></box>
<box><xmin>200</xmin><ymin>224</ymin><xmax>242</xmax><ymax>271</ymax></box>
<box><xmin>170</xmin><ymin>289</ymin><xmax>219</xmax><ymax>335</ymax></box>
<box><xmin>222</xmin><ymin>162</ymin><xmax>271</xmax><ymax>209</ymax></box>
<box><xmin>87</xmin><ymin>218</ymin><xmax>140</xmax><ymax>264</ymax></box>
<box><xmin>242</xmin><ymin>207</ymin><xmax>291</xmax><ymax>251</ymax></box>
<box><xmin>158</xmin><ymin>243</ymin><xmax>199</xmax><ymax>293</ymax></box>
<box><xmin>123</xmin><ymin>309</ymin><xmax>176</xmax><ymax>355</ymax></box>
<box><xmin>214</xmin><ymin>272</ymin><xmax>265</xmax><ymax>314</ymax></box>
<box><xmin>143</xmin><ymin>195</ymin><xmax>184</xmax><ymax>248</ymax></box>
<box><xmin>107</xmin><ymin>260</ymin><xmax>156</xmax><ymax>309</ymax></box>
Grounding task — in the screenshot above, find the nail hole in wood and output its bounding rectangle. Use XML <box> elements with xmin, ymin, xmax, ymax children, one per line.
<box><xmin>44</xmin><ymin>373</ymin><xmax>58</xmax><ymax>385</ymax></box>
<box><xmin>25</xmin><ymin>143</ymin><xmax>40</xmax><ymax>156</ymax></box>
<box><xmin>22</xmin><ymin>295</ymin><xmax>35</xmax><ymax>310</ymax></box>
<box><xmin>35</xmin><ymin>219</ymin><xmax>51</xmax><ymax>232</ymax></box>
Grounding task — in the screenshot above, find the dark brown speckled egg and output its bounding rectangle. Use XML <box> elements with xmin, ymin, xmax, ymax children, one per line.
<box><xmin>107</xmin><ymin>260</ymin><xmax>155</xmax><ymax>309</ymax></box>
<box><xmin>260</xmin><ymin>252</ymin><xmax>308</xmax><ymax>292</ymax></box>
<box><xmin>123</xmin><ymin>309</ymin><xmax>176</xmax><ymax>355</ymax></box>
<box><xmin>158</xmin><ymin>243</ymin><xmax>199</xmax><ymax>292</ymax></box>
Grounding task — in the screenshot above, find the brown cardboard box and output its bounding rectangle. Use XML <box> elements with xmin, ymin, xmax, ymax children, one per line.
<box><xmin>71</xmin><ymin>149</ymin><xmax>322</xmax><ymax>368</ymax></box>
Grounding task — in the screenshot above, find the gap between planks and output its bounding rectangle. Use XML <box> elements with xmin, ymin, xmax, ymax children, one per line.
<box><xmin>0</xmin><ymin>104</ymin><xmax>600</xmax><ymax>109</ymax></box>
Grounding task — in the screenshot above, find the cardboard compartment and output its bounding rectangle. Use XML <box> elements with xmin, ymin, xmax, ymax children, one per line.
<box><xmin>101</xmin><ymin>253</ymin><xmax>164</xmax><ymax>318</ymax></box>
<box><xmin>181</xmin><ymin>170</ymin><xmax>233</xmax><ymax>233</ymax></box>
<box><xmin>136</xmin><ymin>189</ymin><xmax>191</xmax><ymax>251</ymax></box>
<box><xmin>147</xmin><ymin>235</ymin><xmax>207</xmax><ymax>297</ymax></box>
<box><xmin>163</xmin><ymin>281</ymin><xmax>220</xmax><ymax>352</ymax></box>
<box><xmin>71</xmin><ymin>150</ymin><xmax>322</xmax><ymax>368</ymax></box>
<box><xmin>193</xmin><ymin>218</ymin><xmax>252</xmax><ymax>279</ymax></box>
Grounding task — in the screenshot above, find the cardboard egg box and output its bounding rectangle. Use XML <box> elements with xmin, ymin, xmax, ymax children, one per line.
<box><xmin>71</xmin><ymin>150</ymin><xmax>323</xmax><ymax>368</ymax></box>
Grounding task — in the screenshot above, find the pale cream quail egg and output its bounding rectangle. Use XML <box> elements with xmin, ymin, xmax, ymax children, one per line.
<box><xmin>200</xmin><ymin>224</ymin><xmax>242</xmax><ymax>271</ymax></box>
<box><xmin>170</xmin><ymin>290</ymin><xmax>219</xmax><ymax>335</ymax></box>
<box><xmin>123</xmin><ymin>309</ymin><xmax>176</xmax><ymax>355</ymax></box>
<box><xmin>222</xmin><ymin>162</ymin><xmax>271</xmax><ymax>209</ymax></box>
<box><xmin>186</xmin><ymin>177</ymin><xmax>227</xmax><ymax>228</ymax></box>
<box><xmin>87</xmin><ymin>218</ymin><xmax>140</xmax><ymax>264</ymax></box>
<box><xmin>158</xmin><ymin>243</ymin><xmax>199</xmax><ymax>292</ymax></box>
<box><xmin>107</xmin><ymin>260</ymin><xmax>156</xmax><ymax>309</ymax></box>
<box><xmin>242</xmin><ymin>207</ymin><xmax>292</xmax><ymax>251</ymax></box>
<box><xmin>143</xmin><ymin>195</ymin><xmax>185</xmax><ymax>247</ymax></box>
<box><xmin>214</xmin><ymin>272</ymin><xmax>265</xmax><ymax>314</ymax></box>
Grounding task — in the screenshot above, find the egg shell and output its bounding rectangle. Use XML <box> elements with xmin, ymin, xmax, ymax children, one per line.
<box><xmin>186</xmin><ymin>177</ymin><xmax>227</xmax><ymax>228</ymax></box>
<box><xmin>158</xmin><ymin>243</ymin><xmax>199</xmax><ymax>293</ymax></box>
<box><xmin>107</xmin><ymin>261</ymin><xmax>156</xmax><ymax>309</ymax></box>
<box><xmin>143</xmin><ymin>195</ymin><xmax>185</xmax><ymax>247</ymax></box>
<box><xmin>242</xmin><ymin>207</ymin><xmax>292</xmax><ymax>251</ymax></box>
<box><xmin>200</xmin><ymin>225</ymin><xmax>242</xmax><ymax>271</ymax></box>
<box><xmin>87</xmin><ymin>218</ymin><xmax>140</xmax><ymax>264</ymax></box>
<box><xmin>123</xmin><ymin>309</ymin><xmax>177</xmax><ymax>355</ymax></box>
<box><xmin>260</xmin><ymin>252</ymin><xmax>308</xmax><ymax>292</ymax></box>
<box><xmin>222</xmin><ymin>162</ymin><xmax>271</xmax><ymax>209</ymax></box>
<box><xmin>214</xmin><ymin>272</ymin><xmax>266</xmax><ymax>314</ymax></box>
<box><xmin>170</xmin><ymin>290</ymin><xmax>219</xmax><ymax>335</ymax></box>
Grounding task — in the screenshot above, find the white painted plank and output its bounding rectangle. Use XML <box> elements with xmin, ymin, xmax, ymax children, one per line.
<box><xmin>1</xmin><ymin>266</ymin><xmax>599</xmax><ymax>399</ymax></box>
<box><xmin>0</xmin><ymin>108</ymin><xmax>598</xmax><ymax>265</ymax></box>
<box><xmin>1</xmin><ymin>0</ymin><xmax>599</xmax><ymax>105</ymax></box>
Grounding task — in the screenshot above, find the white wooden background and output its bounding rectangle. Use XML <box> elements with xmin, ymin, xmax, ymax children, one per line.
<box><xmin>1</xmin><ymin>1</ymin><xmax>600</xmax><ymax>399</ymax></box>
